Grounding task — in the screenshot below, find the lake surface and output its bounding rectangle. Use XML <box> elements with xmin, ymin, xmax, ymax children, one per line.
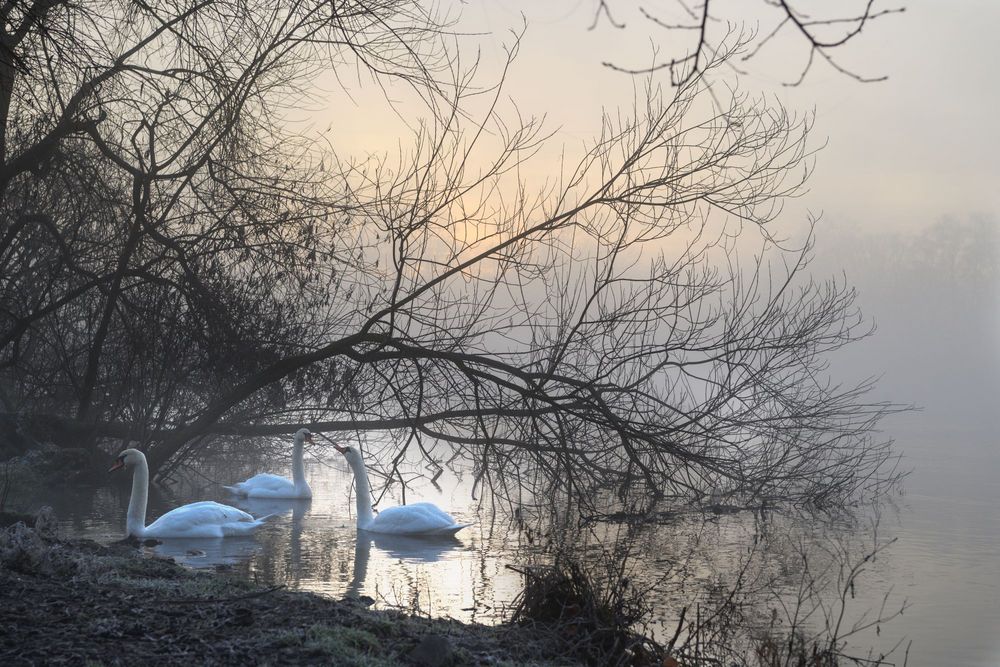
<box><xmin>8</xmin><ymin>421</ymin><xmax>1000</xmax><ymax>666</ymax></box>
<box><xmin>873</xmin><ymin>420</ymin><xmax>1000</xmax><ymax>667</ymax></box>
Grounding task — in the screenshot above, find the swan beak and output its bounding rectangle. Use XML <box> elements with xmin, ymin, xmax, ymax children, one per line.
<box><xmin>108</xmin><ymin>459</ymin><xmax>125</xmax><ymax>473</ymax></box>
<box><xmin>305</xmin><ymin>433</ymin><xmax>314</xmax><ymax>443</ymax></box>
<box><xmin>333</xmin><ymin>444</ymin><xmax>347</xmax><ymax>454</ymax></box>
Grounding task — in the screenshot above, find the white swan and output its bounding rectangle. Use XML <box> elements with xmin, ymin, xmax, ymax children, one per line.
<box><xmin>109</xmin><ymin>449</ymin><xmax>269</xmax><ymax>539</ymax></box>
<box><xmin>334</xmin><ymin>444</ymin><xmax>470</xmax><ymax>536</ymax></box>
<box><xmin>223</xmin><ymin>428</ymin><xmax>313</xmax><ymax>499</ymax></box>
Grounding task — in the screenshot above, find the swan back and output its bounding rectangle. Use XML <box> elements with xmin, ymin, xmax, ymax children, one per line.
<box><xmin>143</xmin><ymin>501</ymin><xmax>265</xmax><ymax>539</ymax></box>
<box><xmin>367</xmin><ymin>503</ymin><xmax>470</xmax><ymax>536</ymax></box>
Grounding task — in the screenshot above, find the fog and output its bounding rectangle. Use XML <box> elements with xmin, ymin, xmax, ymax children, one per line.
<box><xmin>814</xmin><ymin>215</ymin><xmax>1000</xmax><ymax>438</ymax></box>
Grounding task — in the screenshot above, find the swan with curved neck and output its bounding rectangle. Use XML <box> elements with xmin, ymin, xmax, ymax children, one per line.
<box><xmin>334</xmin><ymin>444</ymin><xmax>470</xmax><ymax>536</ymax></box>
<box><xmin>109</xmin><ymin>449</ymin><xmax>268</xmax><ymax>539</ymax></box>
<box><xmin>224</xmin><ymin>428</ymin><xmax>313</xmax><ymax>499</ymax></box>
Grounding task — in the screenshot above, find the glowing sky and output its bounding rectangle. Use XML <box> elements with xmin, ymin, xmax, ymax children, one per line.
<box><xmin>350</xmin><ymin>0</ymin><xmax>1000</xmax><ymax>234</ymax></box>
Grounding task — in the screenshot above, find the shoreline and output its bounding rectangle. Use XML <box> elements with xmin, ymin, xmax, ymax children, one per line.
<box><xmin>0</xmin><ymin>517</ymin><xmax>580</xmax><ymax>666</ymax></box>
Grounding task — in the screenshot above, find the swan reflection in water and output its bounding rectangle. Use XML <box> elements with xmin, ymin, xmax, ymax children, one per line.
<box><xmin>153</xmin><ymin>497</ymin><xmax>313</xmax><ymax>569</ymax></box>
<box><xmin>233</xmin><ymin>496</ymin><xmax>313</xmax><ymax>522</ymax></box>
<box><xmin>347</xmin><ymin>531</ymin><xmax>466</xmax><ymax>598</ymax></box>
<box><xmin>151</xmin><ymin>534</ymin><xmax>262</xmax><ymax>567</ymax></box>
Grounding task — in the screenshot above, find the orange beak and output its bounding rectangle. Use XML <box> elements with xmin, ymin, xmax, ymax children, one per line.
<box><xmin>108</xmin><ymin>460</ymin><xmax>125</xmax><ymax>473</ymax></box>
<box><xmin>333</xmin><ymin>444</ymin><xmax>347</xmax><ymax>454</ymax></box>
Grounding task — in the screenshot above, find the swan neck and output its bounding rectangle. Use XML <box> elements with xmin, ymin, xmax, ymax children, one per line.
<box><xmin>291</xmin><ymin>436</ymin><xmax>307</xmax><ymax>488</ymax></box>
<box><xmin>127</xmin><ymin>454</ymin><xmax>149</xmax><ymax>538</ymax></box>
<box><xmin>350</xmin><ymin>456</ymin><xmax>376</xmax><ymax>529</ymax></box>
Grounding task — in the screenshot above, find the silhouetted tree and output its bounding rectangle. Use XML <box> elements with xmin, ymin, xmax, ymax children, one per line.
<box><xmin>0</xmin><ymin>1</ymin><xmax>897</xmax><ymax>513</ymax></box>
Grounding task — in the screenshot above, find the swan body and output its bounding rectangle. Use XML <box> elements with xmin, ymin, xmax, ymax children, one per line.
<box><xmin>225</xmin><ymin>472</ymin><xmax>307</xmax><ymax>499</ymax></box>
<box><xmin>224</xmin><ymin>428</ymin><xmax>314</xmax><ymax>499</ymax></box>
<box><xmin>110</xmin><ymin>449</ymin><xmax>269</xmax><ymax>539</ymax></box>
<box><xmin>335</xmin><ymin>444</ymin><xmax>470</xmax><ymax>536</ymax></box>
<box><xmin>363</xmin><ymin>502</ymin><xmax>466</xmax><ymax>536</ymax></box>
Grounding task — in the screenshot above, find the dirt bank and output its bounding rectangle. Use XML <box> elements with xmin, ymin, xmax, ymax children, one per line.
<box><xmin>0</xmin><ymin>517</ymin><xmax>578</xmax><ymax>666</ymax></box>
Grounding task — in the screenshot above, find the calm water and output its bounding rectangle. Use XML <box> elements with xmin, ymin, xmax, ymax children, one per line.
<box><xmin>877</xmin><ymin>423</ymin><xmax>1000</xmax><ymax>667</ymax></box>
<box><xmin>8</xmin><ymin>425</ymin><xmax>1000</xmax><ymax>666</ymax></box>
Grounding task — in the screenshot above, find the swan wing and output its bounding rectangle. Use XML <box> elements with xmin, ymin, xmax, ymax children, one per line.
<box><xmin>144</xmin><ymin>501</ymin><xmax>265</xmax><ymax>539</ymax></box>
<box><xmin>368</xmin><ymin>502</ymin><xmax>469</xmax><ymax>536</ymax></box>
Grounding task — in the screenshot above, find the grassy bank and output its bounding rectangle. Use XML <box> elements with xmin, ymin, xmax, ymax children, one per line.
<box><xmin>0</xmin><ymin>516</ymin><xmax>578</xmax><ymax>666</ymax></box>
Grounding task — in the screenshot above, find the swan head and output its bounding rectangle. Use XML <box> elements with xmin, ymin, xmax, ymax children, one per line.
<box><xmin>294</xmin><ymin>427</ymin><xmax>314</xmax><ymax>444</ymax></box>
<box><xmin>333</xmin><ymin>443</ymin><xmax>363</xmax><ymax>467</ymax></box>
<box><xmin>108</xmin><ymin>448</ymin><xmax>145</xmax><ymax>473</ymax></box>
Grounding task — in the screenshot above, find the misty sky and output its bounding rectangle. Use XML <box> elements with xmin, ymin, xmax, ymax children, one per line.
<box><xmin>324</xmin><ymin>1</ymin><xmax>999</xmax><ymax>233</ymax></box>
<box><xmin>450</xmin><ymin>0</ymin><xmax>1000</xmax><ymax>233</ymax></box>
<box><xmin>437</xmin><ymin>1</ymin><xmax>1000</xmax><ymax>432</ymax></box>
<box><xmin>317</xmin><ymin>0</ymin><xmax>999</xmax><ymax>431</ymax></box>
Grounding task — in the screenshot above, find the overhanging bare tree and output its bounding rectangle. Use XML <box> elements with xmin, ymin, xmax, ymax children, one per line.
<box><xmin>589</xmin><ymin>0</ymin><xmax>905</xmax><ymax>86</ymax></box>
<box><xmin>0</xmin><ymin>1</ymin><xmax>898</xmax><ymax>513</ymax></box>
